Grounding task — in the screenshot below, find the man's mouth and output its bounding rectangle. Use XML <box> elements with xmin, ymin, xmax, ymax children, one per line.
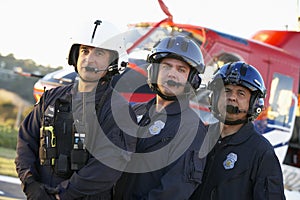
<box><xmin>226</xmin><ymin>105</ymin><xmax>247</xmax><ymax>114</ymax></box>
<box><xmin>84</xmin><ymin>67</ymin><xmax>101</xmax><ymax>73</ymax></box>
<box><xmin>166</xmin><ymin>80</ymin><xmax>184</xmax><ymax>87</ymax></box>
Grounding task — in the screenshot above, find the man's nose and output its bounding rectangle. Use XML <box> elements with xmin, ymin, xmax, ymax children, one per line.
<box><xmin>227</xmin><ymin>92</ymin><xmax>237</xmax><ymax>101</ymax></box>
<box><xmin>167</xmin><ymin>68</ymin><xmax>177</xmax><ymax>78</ymax></box>
<box><xmin>85</xmin><ymin>52</ymin><xmax>96</xmax><ymax>63</ymax></box>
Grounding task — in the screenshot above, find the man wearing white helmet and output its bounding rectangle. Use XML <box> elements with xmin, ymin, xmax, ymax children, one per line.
<box><xmin>15</xmin><ymin>20</ymin><xmax>136</xmax><ymax>200</ymax></box>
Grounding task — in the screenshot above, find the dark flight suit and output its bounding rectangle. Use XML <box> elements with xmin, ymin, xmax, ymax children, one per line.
<box><xmin>114</xmin><ymin>97</ymin><xmax>207</xmax><ymax>200</ymax></box>
<box><xmin>190</xmin><ymin>122</ymin><xmax>286</xmax><ymax>200</ymax></box>
<box><xmin>15</xmin><ymin>81</ymin><xmax>136</xmax><ymax>200</ymax></box>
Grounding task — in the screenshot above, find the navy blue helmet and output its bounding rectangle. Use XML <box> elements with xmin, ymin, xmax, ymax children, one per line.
<box><xmin>208</xmin><ymin>61</ymin><xmax>266</xmax><ymax>123</ymax></box>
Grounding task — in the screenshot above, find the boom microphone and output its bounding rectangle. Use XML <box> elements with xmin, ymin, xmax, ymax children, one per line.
<box><xmin>226</xmin><ymin>105</ymin><xmax>247</xmax><ymax>114</ymax></box>
<box><xmin>84</xmin><ymin>65</ymin><xmax>114</xmax><ymax>74</ymax></box>
<box><xmin>166</xmin><ymin>80</ymin><xmax>185</xmax><ymax>87</ymax></box>
<box><xmin>84</xmin><ymin>62</ymin><xmax>127</xmax><ymax>74</ymax></box>
<box><xmin>84</xmin><ymin>66</ymin><xmax>110</xmax><ymax>73</ymax></box>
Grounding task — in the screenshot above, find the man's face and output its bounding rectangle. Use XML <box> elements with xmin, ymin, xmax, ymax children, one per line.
<box><xmin>218</xmin><ymin>84</ymin><xmax>251</xmax><ymax>122</ymax></box>
<box><xmin>77</xmin><ymin>45</ymin><xmax>111</xmax><ymax>81</ymax></box>
<box><xmin>156</xmin><ymin>57</ymin><xmax>190</xmax><ymax>97</ymax></box>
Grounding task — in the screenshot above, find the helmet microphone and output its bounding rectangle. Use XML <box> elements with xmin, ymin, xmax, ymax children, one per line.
<box><xmin>84</xmin><ymin>61</ymin><xmax>127</xmax><ymax>73</ymax></box>
<box><xmin>166</xmin><ymin>80</ymin><xmax>185</xmax><ymax>87</ymax></box>
<box><xmin>84</xmin><ymin>66</ymin><xmax>115</xmax><ymax>73</ymax></box>
<box><xmin>226</xmin><ymin>105</ymin><xmax>247</xmax><ymax>114</ymax></box>
<box><xmin>84</xmin><ymin>66</ymin><xmax>105</xmax><ymax>73</ymax></box>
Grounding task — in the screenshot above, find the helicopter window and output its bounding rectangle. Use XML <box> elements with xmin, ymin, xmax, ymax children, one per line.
<box><xmin>112</xmin><ymin>66</ymin><xmax>152</xmax><ymax>94</ymax></box>
<box><xmin>201</xmin><ymin>53</ymin><xmax>242</xmax><ymax>86</ymax></box>
<box><xmin>268</xmin><ymin>73</ymin><xmax>294</xmax><ymax>128</ymax></box>
<box><xmin>208</xmin><ymin>53</ymin><xmax>242</xmax><ymax>68</ymax></box>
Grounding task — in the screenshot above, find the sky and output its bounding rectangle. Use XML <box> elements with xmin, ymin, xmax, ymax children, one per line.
<box><xmin>0</xmin><ymin>0</ymin><xmax>299</xmax><ymax>68</ymax></box>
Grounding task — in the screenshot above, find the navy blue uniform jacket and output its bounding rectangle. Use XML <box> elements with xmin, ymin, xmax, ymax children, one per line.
<box><xmin>190</xmin><ymin>122</ymin><xmax>286</xmax><ymax>200</ymax></box>
<box><xmin>15</xmin><ymin>82</ymin><xmax>136</xmax><ymax>200</ymax></box>
<box><xmin>114</xmin><ymin>97</ymin><xmax>207</xmax><ymax>200</ymax></box>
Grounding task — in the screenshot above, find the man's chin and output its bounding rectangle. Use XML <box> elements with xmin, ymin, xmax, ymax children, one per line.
<box><xmin>79</xmin><ymin>75</ymin><xmax>101</xmax><ymax>82</ymax></box>
<box><xmin>162</xmin><ymin>86</ymin><xmax>182</xmax><ymax>95</ymax></box>
<box><xmin>161</xmin><ymin>89</ymin><xmax>176</xmax><ymax>96</ymax></box>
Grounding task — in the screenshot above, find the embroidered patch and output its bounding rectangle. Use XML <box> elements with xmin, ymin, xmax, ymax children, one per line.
<box><xmin>223</xmin><ymin>152</ymin><xmax>238</xmax><ymax>170</ymax></box>
<box><xmin>149</xmin><ymin>120</ymin><xmax>165</xmax><ymax>135</ymax></box>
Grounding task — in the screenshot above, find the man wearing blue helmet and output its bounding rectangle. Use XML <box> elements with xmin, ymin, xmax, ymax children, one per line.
<box><xmin>114</xmin><ymin>35</ymin><xmax>207</xmax><ymax>199</ymax></box>
<box><xmin>190</xmin><ymin>61</ymin><xmax>285</xmax><ymax>199</ymax></box>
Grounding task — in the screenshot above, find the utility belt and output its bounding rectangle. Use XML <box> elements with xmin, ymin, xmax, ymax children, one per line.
<box><xmin>39</xmin><ymin>97</ymin><xmax>89</xmax><ymax>178</ymax></box>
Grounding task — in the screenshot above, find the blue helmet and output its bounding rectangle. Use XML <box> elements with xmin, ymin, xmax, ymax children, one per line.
<box><xmin>208</xmin><ymin>61</ymin><xmax>266</xmax><ymax>123</ymax></box>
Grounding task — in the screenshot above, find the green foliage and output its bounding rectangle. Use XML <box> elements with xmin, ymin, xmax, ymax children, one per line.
<box><xmin>0</xmin><ymin>125</ymin><xmax>18</xmax><ymax>149</ymax></box>
<box><xmin>0</xmin><ymin>101</ymin><xmax>18</xmax><ymax>126</ymax></box>
<box><xmin>0</xmin><ymin>53</ymin><xmax>63</xmax><ymax>103</ymax></box>
<box><xmin>0</xmin><ymin>53</ymin><xmax>64</xmax><ymax>177</ymax></box>
<box><xmin>23</xmin><ymin>105</ymin><xmax>34</xmax><ymax>119</ymax></box>
<box><xmin>0</xmin><ymin>147</ymin><xmax>17</xmax><ymax>177</ymax></box>
<box><xmin>0</xmin><ymin>99</ymin><xmax>33</xmax><ymax>150</ymax></box>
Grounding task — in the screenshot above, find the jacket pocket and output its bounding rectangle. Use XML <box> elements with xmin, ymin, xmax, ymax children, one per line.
<box><xmin>184</xmin><ymin>150</ymin><xmax>205</xmax><ymax>183</ymax></box>
<box><xmin>266</xmin><ymin>176</ymin><xmax>285</xmax><ymax>200</ymax></box>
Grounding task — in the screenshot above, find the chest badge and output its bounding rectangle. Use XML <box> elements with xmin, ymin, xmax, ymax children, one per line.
<box><xmin>223</xmin><ymin>152</ymin><xmax>238</xmax><ymax>170</ymax></box>
<box><xmin>149</xmin><ymin>120</ymin><xmax>165</xmax><ymax>135</ymax></box>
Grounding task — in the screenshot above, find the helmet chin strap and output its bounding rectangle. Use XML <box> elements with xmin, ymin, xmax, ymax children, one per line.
<box><xmin>156</xmin><ymin>89</ymin><xmax>177</xmax><ymax>101</ymax></box>
<box><xmin>224</xmin><ymin>118</ymin><xmax>248</xmax><ymax>125</ymax></box>
<box><xmin>215</xmin><ymin>114</ymin><xmax>248</xmax><ymax>125</ymax></box>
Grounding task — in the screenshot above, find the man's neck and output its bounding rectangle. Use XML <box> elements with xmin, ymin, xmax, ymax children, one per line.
<box><xmin>220</xmin><ymin>123</ymin><xmax>244</xmax><ymax>138</ymax></box>
<box><xmin>78</xmin><ymin>81</ymin><xmax>98</xmax><ymax>92</ymax></box>
<box><xmin>155</xmin><ymin>95</ymin><xmax>174</xmax><ymax>112</ymax></box>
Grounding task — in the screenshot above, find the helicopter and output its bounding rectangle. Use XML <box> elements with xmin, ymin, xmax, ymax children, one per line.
<box><xmin>30</xmin><ymin>0</ymin><xmax>300</xmax><ymax>198</ymax></box>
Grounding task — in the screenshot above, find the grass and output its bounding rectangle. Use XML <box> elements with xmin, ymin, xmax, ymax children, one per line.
<box><xmin>0</xmin><ymin>125</ymin><xmax>18</xmax><ymax>149</ymax></box>
<box><xmin>0</xmin><ymin>146</ymin><xmax>18</xmax><ymax>177</ymax></box>
<box><xmin>0</xmin><ymin>124</ymin><xmax>19</xmax><ymax>178</ymax></box>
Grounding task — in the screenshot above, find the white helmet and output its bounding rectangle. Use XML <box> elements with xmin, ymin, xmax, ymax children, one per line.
<box><xmin>68</xmin><ymin>19</ymin><xmax>128</xmax><ymax>77</ymax></box>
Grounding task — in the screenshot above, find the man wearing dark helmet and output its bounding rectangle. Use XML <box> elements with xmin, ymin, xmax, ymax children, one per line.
<box><xmin>114</xmin><ymin>35</ymin><xmax>207</xmax><ymax>199</ymax></box>
<box><xmin>190</xmin><ymin>61</ymin><xmax>285</xmax><ymax>200</ymax></box>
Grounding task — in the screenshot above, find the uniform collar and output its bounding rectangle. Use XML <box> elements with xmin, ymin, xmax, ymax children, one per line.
<box><xmin>223</xmin><ymin>122</ymin><xmax>254</xmax><ymax>145</ymax></box>
<box><xmin>71</xmin><ymin>81</ymin><xmax>110</xmax><ymax>102</ymax></box>
<box><xmin>146</xmin><ymin>96</ymin><xmax>190</xmax><ymax>116</ymax></box>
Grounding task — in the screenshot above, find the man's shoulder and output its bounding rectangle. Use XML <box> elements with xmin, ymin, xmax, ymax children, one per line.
<box><xmin>47</xmin><ymin>84</ymin><xmax>73</xmax><ymax>94</ymax></box>
<box><xmin>183</xmin><ymin>107</ymin><xmax>206</xmax><ymax>126</ymax></box>
<box><xmin>132</xmin><ymin>102</ymin><xmax>147</xmax><ymax>115</ymax></box>
<box><xmin>41</xmin><ymin>84</ymin><xmax>73</xmax><ymax>104</ymax></box>
<box><xmin>243</xmin><ymin>123</ymin><xmax>274</xmax><ymax>151</ymax></box>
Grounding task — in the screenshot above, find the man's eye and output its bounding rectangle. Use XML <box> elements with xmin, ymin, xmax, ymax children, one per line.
<box><xmin>95</xmin><ymin>51</ymin><xmax>104</xmax><ymax>56</ymax></box>
<box><xmin>80</xmin><ymin>49</ymin><xmax>89</xmax><ymax>54</ymax></box>
<box><xmin>239</xmin><ymin>92</ymin><xmax>245</xmax><ymax>96</ymax></box>
<box><xmin>178</xmin><ymin>68</ymin><xmax>186</xmax><ymax>73</ymax></box>
<box><xmin>161</xmin><ymin>64</ymin><xmax>171</xmax><ymax>69</ymax></box>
